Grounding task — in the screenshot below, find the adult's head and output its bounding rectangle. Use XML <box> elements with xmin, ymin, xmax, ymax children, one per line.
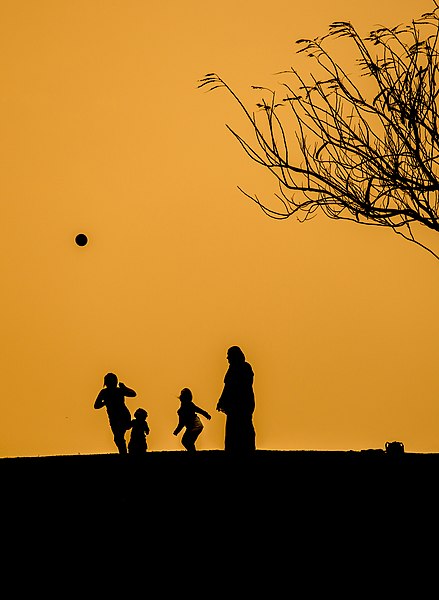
<box><xmin>227</xmin><ymin>346</ymin><xmax>245</xmax><ymax>365</ymax></box>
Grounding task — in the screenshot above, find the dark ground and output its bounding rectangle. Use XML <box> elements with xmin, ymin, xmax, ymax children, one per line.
<box><xmin>2</xmin><ymin>450</ymin><xmax>438</xmax><ymax>589</ymax></box>
<box><xmin>2</xmin><ymin>448</ymin><xmax>438</xmax><ymax>516</ymax></box>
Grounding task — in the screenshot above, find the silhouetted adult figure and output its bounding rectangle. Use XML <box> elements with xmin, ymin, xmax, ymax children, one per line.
<box><xmin>216</xmin><ymin>346</ymin><xmax>256</xmax><ymax>454</ymax></box>
<box><xmin>128</xmin><ymin>408</ymin><xmax>150</xmax><ymax>455</ymax></box>
<box><xmin>173</xmin><ymin>387</ymin><xmax>211</xmax><ymax>452</ymax></box>
<box><xmin>94</xmin><ymin>372</ymin><xmax>136</xmax><ymax>454</ymax></box>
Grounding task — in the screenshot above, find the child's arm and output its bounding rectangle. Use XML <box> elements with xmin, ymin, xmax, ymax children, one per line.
<box><xmin>194</xmin><ymin>405</ymin><xmax>211</xmax><ymax>420</ymax></box>
<box><xmin>119</xmin><ymin>382</ymin><xmax>137</xmax><ymax>397</ymax></box>
<box><xmin>93</xmin><ymin>390</ymin><xmax>106</xmax><ymax>409</ymax></box>
<box><xmin>173</xmin><ymin>416</ymin><xmax>184</xmax><ymax>436</ymax></box>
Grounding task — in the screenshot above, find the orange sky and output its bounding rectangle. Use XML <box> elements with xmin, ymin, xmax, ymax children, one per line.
<box><xmin>1</xmin><ymin>0</ymin><xmax>438</xmax><ymax>458</ymax></box>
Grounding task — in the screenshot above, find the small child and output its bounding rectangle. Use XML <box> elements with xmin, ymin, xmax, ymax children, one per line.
<box><xmin>128</xmin><ymin>408</ymin><xmax>150</xmax><ymax>455</ymax></box>
<box><xmin>173</xmin><ymin>388</ymin><xmax>211</xmax><ymax>452</ymax></box>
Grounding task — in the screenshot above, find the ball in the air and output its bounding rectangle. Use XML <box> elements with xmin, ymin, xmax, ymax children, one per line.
<box><xmin>75</xmin><ymin>233</ymin><xmax>88</xmax><ymax>246</ymax></box>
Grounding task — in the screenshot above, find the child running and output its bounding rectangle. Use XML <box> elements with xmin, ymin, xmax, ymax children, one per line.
<box><xmin>173</xmin><ymin>388</ymin><xmax>211</xmax><ymax>452</ymax></box>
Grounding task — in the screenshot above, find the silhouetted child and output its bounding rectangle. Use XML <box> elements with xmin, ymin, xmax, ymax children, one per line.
<box><xmin>128</xmin><ymin>408</ymin><xmax>150</xmax><ymax>455</ymax></box>
<box><xmin>94</xmin><ymin>372</ymin><xmax>136</xmax><ymax>454</ymax></box>
<box><xmin>173</xmin><ymin>388</ymin><xmax>211</xmax><ymax>452</ymax></box>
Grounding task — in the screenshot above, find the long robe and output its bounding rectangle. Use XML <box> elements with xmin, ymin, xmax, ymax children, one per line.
<box><xmin>217</xmin><ymin>360</ymin><xmax>256</xmax><ymax>454</ymax></box>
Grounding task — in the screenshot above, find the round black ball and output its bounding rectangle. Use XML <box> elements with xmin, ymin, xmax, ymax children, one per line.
<box><xmin>75</xmin><ymin>233</ymin><xmax>88</xmax><ymax>246</ymax></box>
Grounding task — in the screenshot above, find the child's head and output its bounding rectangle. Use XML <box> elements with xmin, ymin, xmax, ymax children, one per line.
<box><xmin>178</xmin><ymin>388</ymin><xmax>192</xmax><ymax>403</ymax></box>
<box><xmin>134</xmin><ymin>407</ymin><xmax>148</xmax><ymax>421</ymax></box>
<box><xmin>104</xmin><ymin>372</ymin><xmax>118</xmax><ymax>388</ymax></box>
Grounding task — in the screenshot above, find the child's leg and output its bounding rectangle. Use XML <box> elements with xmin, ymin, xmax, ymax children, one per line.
<box><xmin>113</xmin><ymin>427</ymin><xmax>128</xmax><ymax>454</ymax></box>
<box><xmin>182</xmin><ymin>430</ymin><xmax>196</xmax><ymax>452</ymax></box>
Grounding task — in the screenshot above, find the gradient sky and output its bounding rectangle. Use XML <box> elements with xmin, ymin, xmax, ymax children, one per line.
<box><xmin>1</xmin><ymin>0</ymin><xmax>438</xmax><ymax>458</ymax></box>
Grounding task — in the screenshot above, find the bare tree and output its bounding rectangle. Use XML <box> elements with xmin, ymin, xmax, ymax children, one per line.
<box><xmin>198</xmin><ymin>3</ymin><xmax>439</xmax><ymax>259</ymax></box>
